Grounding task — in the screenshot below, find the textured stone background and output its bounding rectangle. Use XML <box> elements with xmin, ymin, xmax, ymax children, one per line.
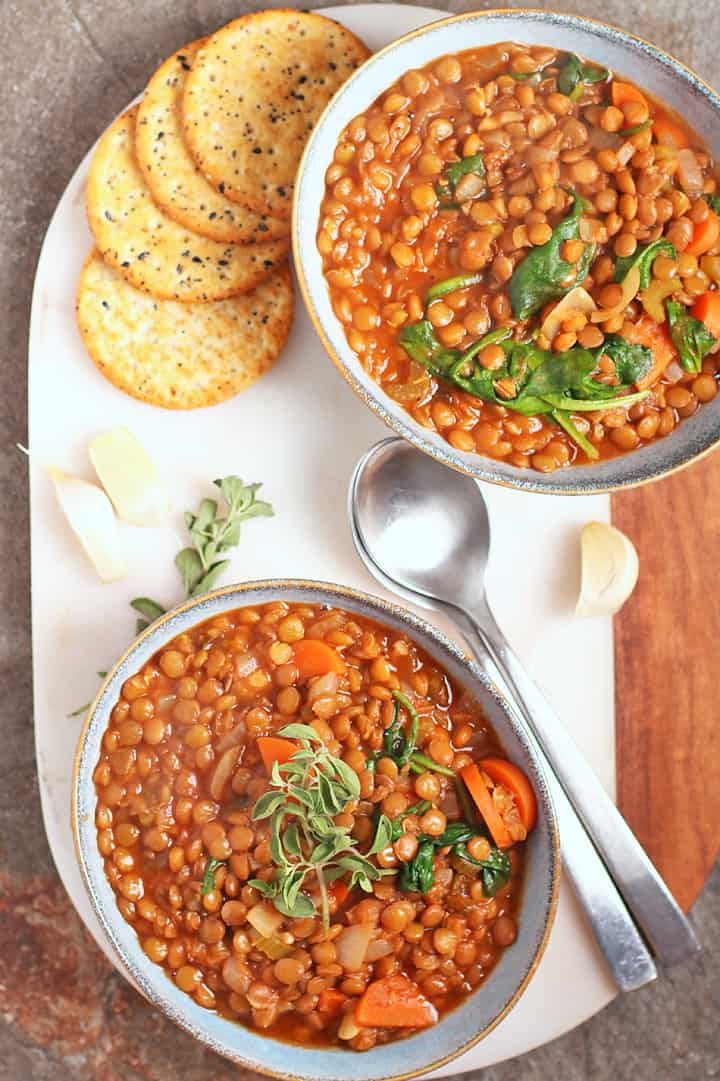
<box><xmin>1</xmin><ymin>1</ymin><xmax>718</xmax><ymax>1078</ymax></box>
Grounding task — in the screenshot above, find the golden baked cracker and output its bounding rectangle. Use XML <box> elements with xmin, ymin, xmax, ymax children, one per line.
<box><xmin>76</xmin><ymin>250</ymin><xmax>294</xmax><ymax>409</ymax></box>
<box><xmin>183</xmin><ymin>10</ymin><xmax>370</xmax><ymax>219</ymax></box>
<box><xmin>136</xmin><ymin>39</ymin><xmax>288</xmax><ymax>245</ymax></box>
<box><xmin>86</xmin><ymin>107</ymin><xmax>288</xmax><ymax>302</ymax></box>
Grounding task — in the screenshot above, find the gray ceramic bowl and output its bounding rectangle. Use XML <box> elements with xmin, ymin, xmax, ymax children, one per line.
<box><xmin>293</xmin><ymin>10</ymin><xmax>720</xmax><ymax>495</ymax></box>
<box><xmin>73</xmin><ymin>580</ymin><xmax>559</xmax><ymax>1081</ymax></box>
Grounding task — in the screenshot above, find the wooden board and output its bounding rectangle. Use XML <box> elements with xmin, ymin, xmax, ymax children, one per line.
<box><xmin>613</xmin><ymin>451</ymin><xmax>720</xmax><ymax>913</ymax></box>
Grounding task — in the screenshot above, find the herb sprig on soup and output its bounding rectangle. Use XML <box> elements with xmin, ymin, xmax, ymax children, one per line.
<box><xmin>94</xmin><ymin>602</ymin><xmax>536</xmax><ymax>1049</ymax></box>
<box><xmin>318</xmin><ymin>43</ymin><xmax>720</xmax><ymax>472</ymax></box>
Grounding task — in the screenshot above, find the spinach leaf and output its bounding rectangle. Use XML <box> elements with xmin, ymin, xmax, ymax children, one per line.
<box><xmin>398</xmin><ymin>320</ymin><xmax>650</xmax><ymax>460</ymax></box>
<box><xmin>399</xmin><ymin>817</ymin><xmax>510</xmax><ymax>898</ymax></box>
<box><xmin>397</xmin><ymin>320</ymin><xmax>461</xmax><ymax>380</ymax></box>
<box><xmin>398</xmin><ymin>838</ymin><xmax>436</xmax><ymax>894</ymax></box>
<box><xmin>388</xmin><ymin>801</ymin><xmax>432</xmax><ymax>842</ymax></box>
<box><xmin>666</xmin><ymin>298</ymin><xmax>717</xmax><ymax>374</ymax></box>
<box><xmin>201</xmin><ymin>857</ymin><xmax>223</xmax><ymax>896</ymax></box>
<box><xmin>453</xmin><ymin>844</ymin><xmax>511</xmax><ymax>896</ymax></box>
<box><xmin>426</xmin><ymin>271</ymin><xmax>484</xmax><ymax>306</ymax></box>
<box><xmin>434</xmin><ymin>822</ymin><xmax>477</xmax><ymax>847</ymax></box>
<box><xmin>508</xmin><ymin>193</ymin><xmax>594</xmax><ymax>320</ymax></box>
<box><xmin>382</xmin><ymin>700</ymin><xmax>408</xmax><ymax>761</ymax></box>
<box><xmin>376</xmin><ymin>690</ymin><xmax>420</xmax><ymax>768</ymax></box>
<box><xmin>614</xmin><ymin>238</ymin><xmax>676</xmax><ymax>288</ymax></box>
<box><xmin>540</xmin><ymin>389</ymin><xmax>649</xmax><ymax>412</ymax></box>
<box><xmin>520</xmin><ymin>347</ymin><xmax>598</xmax><ymax>398</ymax></box>
<box><xmin>706</xmin><ymin>194</ymin><xmax>720</xmax><ymax>215</ymax></box>
<box><xmin>557</xmin><ymin>53</ymin><xmax>609</xmax><ymax>98</ymax></box>
<box><xmin>407</xmin><ymin>750</ymin><xmax>457</xmax><ymax>777</ymax></box>
<box><xmin>618</xmin><ymin>119</ymin><xmax>653</xmax><ymax>137</ymax></box>
<box><xmin>436</xmin><ymin>153</ymin><xmax>486</xmax><ymax>203</ymax></box>
<box><xmin>597</xmin><ymin>334</ymin><xmax>653</xmax><ymax>385</ymax></box>
<box><xmin>551</xmin><ymin>410</ymin><xmax>599</xmax><ymax>461</ymax></box>
<box><xmin>509</xmin><ymin>60</ymin><xmax>554</xmax><ymax>82</ymax></box>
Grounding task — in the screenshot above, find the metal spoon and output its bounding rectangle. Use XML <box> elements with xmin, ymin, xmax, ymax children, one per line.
<box><xmin>349</xmin><ymin>436</ymin><xmax>699</xmax><ymax>986</ymax></box>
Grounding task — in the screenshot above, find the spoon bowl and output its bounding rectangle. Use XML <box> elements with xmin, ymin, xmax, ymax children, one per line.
<box><xmin>350</xmin><ymin>438</ymin><xmax>491</xmax><ymax>612</ymax></box>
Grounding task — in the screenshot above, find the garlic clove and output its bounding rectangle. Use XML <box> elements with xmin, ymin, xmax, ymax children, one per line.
<box><xmin>576</xmin><ymin>520</ymin><xmax>639</xmax><ymax>617</ymax></box>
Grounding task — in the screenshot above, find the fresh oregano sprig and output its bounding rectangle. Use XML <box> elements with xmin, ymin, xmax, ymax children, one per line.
<box><xmin>249</xmin><ymin>724</ymin><xmax>391</xmax><ymax>929</ymax></box>
<box><xmin>131</xmin><ymin>476</ymin><xmax>273</xmax><ymax>632</ymax></box>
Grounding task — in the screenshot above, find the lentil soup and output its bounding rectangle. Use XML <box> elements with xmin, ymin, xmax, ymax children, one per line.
<box><xmin>317</xmin><ymin>43</ymin><xmax>720</xmax><ymax>474</ymax></box>
<box><xmin>93</xmin><ymin>601</ymin><xmax>536</xmax><ymax>1050</ymax></box>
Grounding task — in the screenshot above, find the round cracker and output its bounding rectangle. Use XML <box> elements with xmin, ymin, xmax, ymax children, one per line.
<box><xmin>77</xmin><ymin>250</ymin><xmax>294</xmax><ymax>409</ymax></box>
<box><xmin>86</xmin><ymin>107</ymin><xmax>288</xmax><ymax>302</ymax></box>
<box><xmin>183</xmin><ymin>10</ymin><xmax>370</xmax><ymax>219</ymax></box>
<box><xmin>136</xmin><ymin>39</ymin><xmax>288</xmax><ymax>245</ymax></box>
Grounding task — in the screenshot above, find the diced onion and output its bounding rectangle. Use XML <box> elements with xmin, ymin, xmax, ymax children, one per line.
<box><xmin>616</xmin><ymin>140</ymin><xmax>636</xmax><ymax>166</ymax></box>
<box><xmin>576</xmin><ymin>521</ymin><xmax>639</xmax><ymax>617</ymax></box>
<box><xmin>540</xmin><ymin>286</ymin><xmax>597</xmax><ymax>344</ymax></box>
<box><xmin>48</xmin><ymin>467</ymin><xmax>125</xmax><ymax>582</ymax></box>
<box><xmin>234</xmin><ymin>651</ymin><xmax>259</xmax><ymax>678</ymax></box>
<box><xmin>591</xmin><ymin>266</ymin><xmax>641</xmax><ymax>323</ymax></box>
<box><xmin>216</xmin><ymin>720</ymin><xmax>247</xmax><ymax>753</ymax></box>
<box><xmin>88</xmin><ymin>427</ymin><xmax>170</xmax><ymax>527</ymax></box>
<box><xmin>247</xmin><ymin>902</ymin><xmax>283</xmax><ymax>939</ymax></box>
<box><xmin>365</xmin><ymin>938</ymin><xmax>395</xmax><ymax>962</ymax></box>
<box><xmin>338</xmin><ymin>1014</ymin><xmax>362</xmax><ymax>1040</ymax></box>
<box><xmin>454</xmin><ymin>172</ymin><xmax>486</xmax><ymax>201</ymax></box>
<box><xmin>210</xmin><ymin>745</ymin><xmax>240</xmax><ymax>800</ymax></box>
<box><xmin>335</xmin><ymin>924</ymin><xmax>373</xmax><ymax>971</ymax></box>
<box><xmin>676</xmin><ymin>148</ymin><xmax>703</xmax><ymax>196</ymax></box>
<box><xmin>307</xmin><ymin>671</ymin><xmax>339</xmax><ymax>704</ymax></box>
<box><xmin>663</xmin><ymin>360</ymin><xmax>684</xmax><ymax>383</ymax></box>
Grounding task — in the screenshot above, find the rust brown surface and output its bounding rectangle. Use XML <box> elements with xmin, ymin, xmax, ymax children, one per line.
<box><xmin>613</xmin><ymin>453</ymin><xmax>720</xmax><ymax>914</ymax></box>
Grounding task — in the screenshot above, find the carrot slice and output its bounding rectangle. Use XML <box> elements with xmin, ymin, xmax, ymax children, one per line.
<box><xmin>292</xmin><ymin>639</ymin><xmax>346</xmax><ymax>682</ymax></box>
<box><xmin>652</xmin><ymin>109</ymin><xmax>689</xmax><ymax>150</ymax></box>
<box><xmin>691</xmin><ymin>291</ymin><xmax>720</xmax><ymax>338</ymax></box>
<box><xmin>687</xmin><ymin>208</ymin><xmax>720</xmax><ymax>257</ymax></box>
<box><xmin>459</xmin><ymin>763</ymin><xmax>513</xmax><ymax>849</ymax></box>
<box><xmin>611</xmin><ymin>81</ymin><xmax>648</xmax><ymax>109</ymax></box>
<box><xmin>257</xmin><ymin>736</ymin><xmax>297</xmax><ymax>774</ymax></box>
<box><xmin>354</xmin><ymin>975</ymin><xmax>438</xmax><ymax>1029</ymax></box>
<box><xmin>620</xmin><ymin>314</ymin><xmax>678</xmax><ymax>390</ymax></box>
<box><xmin>318</xmin><ymin>988</ymin><xmax>348</xmax><ymax>1018</ymax></box>
<box><xmin>479</xmin><ymin>758</ymin><xmax>537</xmax><ymax>833</ymax></box>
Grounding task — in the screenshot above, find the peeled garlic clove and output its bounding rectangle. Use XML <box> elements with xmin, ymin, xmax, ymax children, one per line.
<box><xmin>48</xmin><ymin>467</ymin><xmax>126</xmax><ymax>582</ymax></box>
<box><xmin>89</xmin><ymin>427</ymin><xmax>170</xmax><ymax>527</ymax></box>
<box><xmin>576</xmin><ymin>520</ymin><xmax>639</xmax><ymax>617</ymax></box>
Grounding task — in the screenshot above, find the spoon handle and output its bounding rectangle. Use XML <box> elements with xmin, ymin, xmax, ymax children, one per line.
<box><xmin>464</xmin><ymin>599</ymin><xmax>700</xmax><ymax>969</ymax></box>
<box><xmin>456</xmin><ymin>618</ymin><xmax>657</xmax><ymax>991</ymax></box>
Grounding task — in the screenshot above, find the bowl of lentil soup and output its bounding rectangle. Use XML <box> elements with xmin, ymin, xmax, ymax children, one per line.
<box><xmin>294</xmin><ymin>10</ymin><xmax>720</xmax><ymax>493</ymax></box>
<box><xmin>73</xmin><ymin>580</ymin><xmax>558</xmax><ymax>1079</ymax></box>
